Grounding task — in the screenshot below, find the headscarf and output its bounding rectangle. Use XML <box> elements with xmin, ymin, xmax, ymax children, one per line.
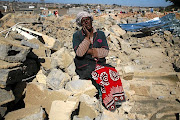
<box><xmin>76</xmin><ymin>11</ymin><xmax>93</xmax><ymax>26</ymax></box>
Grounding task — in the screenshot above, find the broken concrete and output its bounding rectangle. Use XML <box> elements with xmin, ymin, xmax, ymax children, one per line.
<box><xmin>4</xmin><ymin>107</ymin><xmax>46</xmax><ymax>120</ymax></box>
<box><xmin>47</xmin><ymin>68</ymin><xmax>71</xmax><ymax>90</ymax></box>
<box><xmin>49</xmin><ymin>100</ymin><xmax>77</xmax><ymax>120</ymax></box>
<box><xmin>0</xmin><ymin>88</ymin><xmax>15</xmax><ymax>106</ymax></box>
<box><xmin>51</xmin><ymin>47</ymin><xmax>73</xmax><ymax>69</ymax></box>
<box><xmin>65</xmin><ymin>80</ymin><xmax>97</xmax><ymax>98</ymax></box>
<box><xmin>24</xmin><ymin>82</ymin><xmax>72</xmax><ymax>114</ymax></box>
<box><xmin>0</xmin><ymin>37</ymin><xmax>30</xmax><ymax>63</ymax></box>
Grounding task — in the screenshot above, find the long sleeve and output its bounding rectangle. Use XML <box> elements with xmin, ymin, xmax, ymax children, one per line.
<box><xmin>93</xmin><ymin>48</ymin><xmax>109</xmax><ymax>58</ymax></box>
<box><xmin>76</xmin><ymin>38</ymin><xmax>91</xmax><ymax>57</ymax></box>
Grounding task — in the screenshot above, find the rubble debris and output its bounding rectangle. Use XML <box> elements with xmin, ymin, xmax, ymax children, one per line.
<box><xmin>0</xmin><ymin>88</ymin><xmax>15</xmax><ymax>106</ymax></box>
<box><xmin>49</xmin><ymin>100</ymin><xmax>77</xmax><ymax>120</ymax></box>
<box><xmin>0</xmin><ymin>8</ymin><xmax>179</xmax><ymax>120</ymax></box>
<box><xmin>0</xmin><ymin>37</ymin><xmax>30</xmax><ymax>63</ymax></box>
<box><xmin>4</xmin><ymin>107</ymin><xmax>46</xmax><ymax>120</ymax></box>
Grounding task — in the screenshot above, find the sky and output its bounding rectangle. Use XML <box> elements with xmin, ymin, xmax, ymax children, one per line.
<box><xmin>19</xmin><ymin>0</ymin><xmax>172</xmax><ymax>7</ymax></box>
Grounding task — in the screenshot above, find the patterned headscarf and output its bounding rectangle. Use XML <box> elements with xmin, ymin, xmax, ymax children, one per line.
<box><xmin>76</xmin><ymin>11</ymin><xmax>93</xmax><ymax>26</ymax></box>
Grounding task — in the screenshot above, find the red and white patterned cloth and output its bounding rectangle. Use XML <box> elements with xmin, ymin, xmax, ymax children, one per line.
<box><xmin>91</xmin><ymin>64</ymin><xmax>125</xmax><ymax>111</ymax></box>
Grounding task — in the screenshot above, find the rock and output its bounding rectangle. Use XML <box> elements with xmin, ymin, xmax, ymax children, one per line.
<box><xmin>0</xmin><ymin>106</ymin><xmax>7</xmax><ymax>118</ymax></box>
<box><xmin>120</xmin><ymin>41</ymin><xmax>132</xmax><ymax>55</ymax></box>
<box><xmin>65</xmin><ymin>80</ymin><xmax>97</xmax><ymax>97</ymax></box>
<box><xmin>36</xmin><ymin>70</ymin><xmax>47</xmax><ymax>85</ymax></box>
<box><xmin>172</xmin><ymin>37</ymin><xmax>180</xmax><ymax>45</ymax></box>
<box><xmin>4</xmin><ymin>107</ymin><xmax>46</xmax><ymax>120</ymax></box>
<box><xmin>137</xmin><ymin>17</ymin><xmax>148</xmax><ymax>23</ymax></box>
<box><xmin>174</xmin><ymin>58</ymin><xmax>180</xmax><ymax>71</ymax></box>
<box><xmin>73</xmin><ymin>116</ymin><xmax>93</xmax><ymax>120</ymax></box>
<box><xmin>109</xmin><ymin>35</ymin><xmax>120</xmax><ymax>49</ymax></box>
<box><xmin>0</xmin><ymin>67</ymin><xmax>23</xmax><ymax>88</ymax></box>
<box><xmin>104</xmin><ymin>30</ymin><xmax>110</xmax><ymax>38</ymax></box>
<box><xmin>51</xmin><ymin>48</ymin><xmax>73</xmax><ymax>69</ymax></box>
<box><xmin>123</xmin><ymin>66</ymin><xmax>134</xmax><ymax>80</ymax></box>
<box><xmin>21</xmin><ymin>40</ymin><xmax>39</xmax><ymax>49</ymax></box>
<box><xmin>42</xmin><ymin>34</ymin><xmax>63</xmax><ymax>51</ymax></box>
<box><xmin>0</xmin><ymin>37</ymin><xmax>30</xmax><ymax>63</ymax></box>
<box><xmin>120</xmin><ymin>19</ymin><xmax>127</xmax><ymax>24</ymax></box>
<box><xmin>78</xmin><ymin>94</ymin><xmax>99</xmax><ymax>119</ymax></box>
<box><xmin>0</xmin><ymin>13</ymin><xmax>12</xmax><ymax>27</ymax></box>
<box><xmin>47</xmin><ymin>68</ymin><xmax>71</xmax><ymax>90</ymax></box>
<box><xmin>65</xmin><ymin>62</ymin><xmax>76</xmax><ymax>77</ymax></box>
<box><xmin>0</xmin><ymin>59</ymin><xmax>22</xmax><ymax>69</ymax></box>
<box><xmin>0</xmin><ymin>88</ymin><xmax>15</xmax><ymax>106</ymax></box>
<box><xmin>28</xmin><ymin>38</ymin><xmax>51</xmax><ymax>58</ymax></box>
<box><xmin>110</xmin><ymin>25</ymin><xmax>126</xmax><ymax>36</ymax></box>
<box><xmin>24</xmin><ymin>82</ymin><xmax>72</xmax><ymax>114</ymax></box>
<box><xmin>152</xmin><ymin>37</ymin><xmax>162</xmax><ymax>43</ymax></box>
<box><xmin>127</xmin><ymin>17</ymin><xmax>136</xmax><ymax>23</ymax></box>
<box><xmin>164</xmin><ymin>31</ymin><xmax>171</xmax><ymax>36</ymax></box>
<box><xmin>49</xmin><ymin>100</ymin><xmax>77</xmax><ymax>120</ymax></box>
<box><xmin>130</xmin><ymin>84</ymin><xmax>150</xmax><ymax>96</ymax></box>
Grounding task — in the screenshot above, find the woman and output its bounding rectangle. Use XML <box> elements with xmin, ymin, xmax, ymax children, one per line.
<box><xmin>73</xmin><ymin>11</ymin><xmax>125</xmax><ymax>111</ymax></box>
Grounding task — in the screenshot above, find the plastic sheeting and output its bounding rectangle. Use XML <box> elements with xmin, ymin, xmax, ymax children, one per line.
<box><xmin>119</xmin><ymin>13</ymin><xmax>180</xmax><ymax>36</ymax></box>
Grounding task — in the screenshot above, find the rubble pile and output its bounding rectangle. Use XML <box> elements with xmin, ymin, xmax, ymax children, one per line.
<box><xmin>0</xmin><ymin>12</ymin><xmax>180</xmax><ymax>120</ymax></box>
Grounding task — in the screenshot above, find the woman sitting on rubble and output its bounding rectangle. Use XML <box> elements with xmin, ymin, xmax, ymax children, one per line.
<box><xmin>72</xmin><ymin>11</ymin><xmax>125</xmax><ymax>111</ymax></box>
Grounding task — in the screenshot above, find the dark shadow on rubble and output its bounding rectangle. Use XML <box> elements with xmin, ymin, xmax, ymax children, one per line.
<box><xmin>131</xmin><ymin>32</ymin><xmax>151</xmax><ymax>38</ymax></box>
<box><xmin>172</xmin><ymin>63</ymin><xmax>180</xmax><ymax>72</ymax></box>
<box><xmin>175</xmin><ymin>113</ymin><xmax>179</xmax><ymax>120</ymax></box>
<box><xmin>38</xmin><ymin>36</ymin><xmax>45</xmax><ymax>44</ymax></box>
<box><xmin>71</xmin><ymin>102</ymin><xmax>80</xmax><ymax>120</ymax></box>
<box><xmin>38</xmin><ymin>58</ymin><xmax>45</xmax><ymax>63</ymax></box>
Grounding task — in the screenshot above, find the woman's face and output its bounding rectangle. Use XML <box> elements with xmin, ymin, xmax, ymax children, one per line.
<box><xmin>81</xmin><ymin>17</ymin><xmax>92</xmax><ymax>31</ymax></box>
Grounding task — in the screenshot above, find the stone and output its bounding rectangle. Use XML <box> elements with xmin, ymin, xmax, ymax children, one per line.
<box><xmin>123</xmin><ymin>66</ymin><xmax>134</xmax><ymax>80</ymax></box>
<box><xmin>49</xmin><ymin>100</ymin><xmax>77</xmax><ymax>120</ymax></box>
<box><xmin>0</xmin><ymin>59</ymin><xmax>22</xmax><ymax>69</ymax></box>
<box><xmin>172</xmin><ymin>37</ymin><xmax>180</xmax><ymax>45</ymax></box>
<box><xmin>73</xmin><ymin>116</ymin><xmax>93</xmax><ymax>120</ymax></box>
<box><xmin>0</xmin><ymin>106</ymin><xmax>7</xmax><ymax>118</ymax></box>
<box><xmin>110</xmin><ymin>25</ymin><xmax>126</xmax><ymax>36</ymax></box>
<box><xmin>130</xmin><ymin>84</ymin><xmax>150</xmax><ymax>96</ymax></box>
<box><xmin>24</xmin><ymin>82</ymin><xmax>72</xmax><ymax>114</ymax></box>
<box><xmin>65</xmin><ymin>62</ymin><xmax>76</xmax><ymax>77</ymax></box>
<box><xmin>109</xmin><ymin>35</ymin><xmax>120</xmax><ymax>49</ymax></box>
<box><xmin>127</xmin><ymin>17</ymin><xmax>136</xmax><ymax>23</ymax></box>
<box><xmin>0</xmin><ymin>37</ymin><xmax>30</xmax><ymax>63</ymax></box>
<box><xmin>21</xmin><ymin>40</ymin><xmax>39</xmax><ymax>49</ymax></box>
<box><xmin>65</xmin><ymin>80</ymin><xmax>97</xmax><ymax>97</ymax></box>
<box><xmin>164</xmin><ymin>30</ymin><xmax>171</xmax><ymax>36</ymax></box>
<box><xmin>51</xmin><ymin>48</ymin><xmax>73</xmax><ymax>69</ymax></box>
<box><xmin>120</xmin><ymin>41</ymin><xmax>132</xmax><ymax>55</ymax></box>
<box><xmin>4</xmin><ymin>107</ymin><xmax>45</xmax><ymax>120</ymax></box>
<box><xmin>0</xmin><ymin>13</ymin><xmax>12</xmax><ymax>27</ymax></box>
<box><xmin>47</xmin><ymin>68</ymin><xmax>71</xmax><ymax>90</ymax></box>
<box><xmin>104</xmin><ymin>30</ymin><xmax>110</xmax><ymax>38</ymax></box>
<box><xmin>120</xmin><ymin>19</ymin><xmax>127</xmax><ymax>24</ymax></box>
<box><xmin>78</xmin><ymin>94</ymin><xmax>99</xmax><ymax>119</ymax></box>
<box><xmin>42</xmin><ymin>34</ymin><xmax>63</xmax><ymax>51</ymax></box>
<box><xmin>36</xmin><ymin>70</ymin><xmax>47</xmax><ymax>85</ymax></box>
<box><xmin>152</xmin><ymin>37</ymin><xmax>162</xmax><ymax>43</ymax></box>
<box><xmin>28</xmin><ymin>38</ymin><xmax>51</xmax><ymax>58</ymax></box>
<box><xmin>0</xmin><ymin>88</ymin><xmax>15</xmax><ymax>106</ymax></box>
<box><xmin>39</xmin><ymin>57</ymin><xmax>52</xmax><ymax>70</ymax></box>
<box><xmin>0</xmin><ymin>67</ymin><xmax>23</xmax><ymax>88</ymax></box>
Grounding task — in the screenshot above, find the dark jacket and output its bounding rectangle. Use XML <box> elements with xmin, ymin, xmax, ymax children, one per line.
<box><xmin>72</xmin><ymin>29</ymin><xmax>109</xmax><ymax>79</ymax></box>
